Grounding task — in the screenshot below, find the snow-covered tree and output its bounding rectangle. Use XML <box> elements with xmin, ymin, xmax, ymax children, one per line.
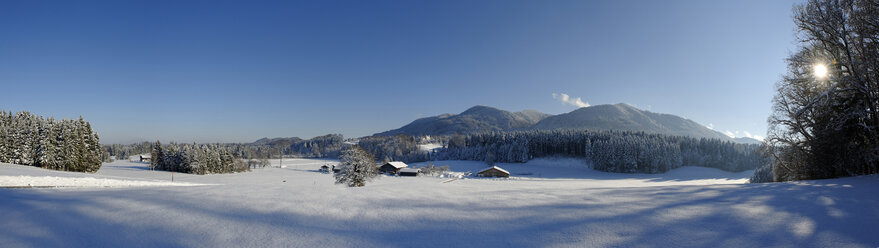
<box><xmin>335</xmin><ymin>146</ymin><xmax>378</xmax><ymax>187</ymax></box>
<box><xmin>0</xmin><ymin>110</ymin><xmax>102</xmax><ymax>172</ymax></box>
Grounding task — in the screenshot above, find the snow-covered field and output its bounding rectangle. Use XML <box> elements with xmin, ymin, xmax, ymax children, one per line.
<box><xmin>1</xmin><ymin>158</ymin><xmax>877</xmax><ymax>247</ymax></box>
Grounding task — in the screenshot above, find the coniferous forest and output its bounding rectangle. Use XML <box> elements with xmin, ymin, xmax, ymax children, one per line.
<box><xmin>0</xmin><ymin>110</ymin><xmax>102</xmax><ymax>173</ymax></box>
<box><xmin>356</xmin><ymin>130</ymin><xmax>764</xmax><ymax>174</ymax></box>
<box><xmin>149</xmin><ymin>141</ymin><xmax>255</xmax><ymax>175</ymax></box>
<box><xmin>433</xmin><ymin>130</ymin><xmax>765</xmax><ymax>174</ymax></box>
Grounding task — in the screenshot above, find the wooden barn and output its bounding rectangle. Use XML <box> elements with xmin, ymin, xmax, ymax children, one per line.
<box><xmin>477</xmin><ymin>166</ymin><xmax>510</xmax><ymax>178</ymax></box>
<box><xmin>398</xmin><ymin>168</ymin><xmax>420</xmax><ymax>177</ymax></box>
<box><xmin>137</xmin><ymin>154</ymin><xmax>151</xmax><ymax>163</ymax></box>
<box><xmin>380</xmin><ymin>161</ymin><xmax>408</xmax><ymax>174</ymax></box>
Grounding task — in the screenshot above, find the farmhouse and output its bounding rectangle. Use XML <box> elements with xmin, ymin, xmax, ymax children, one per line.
<box><xmin>477</xmin><ymin>166</ymin><xmax>510</xmax><ymax>178</ymax></box>
<box><xmin>380</xmin><ymin>161</ymin><xmax>408</xmax><ymax>174</ymax></box>
<box><xmin>130</xmin><ymin>154</ymin><xmax>151</xmax><ymax>163</ymax></box>
<box><xmin>398</xmin><ymin>168</ymin><xmax>420</xmax><ymax>177</ymax></box>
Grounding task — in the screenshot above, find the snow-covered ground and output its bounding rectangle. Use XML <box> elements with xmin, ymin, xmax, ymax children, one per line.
<box><xmin>0</xmin><ymin>162</ymin><xmax>209</xmax><ymax>188</ymax></box>
<box><xmin>1</xmin><ymin>158</ymin><xmax>877</xmax><ymax>247</ymax></box>
<box><xmin>417</xmin><ymin>143</ymin><xmax>444</xmax><ymax>152</ymax></box>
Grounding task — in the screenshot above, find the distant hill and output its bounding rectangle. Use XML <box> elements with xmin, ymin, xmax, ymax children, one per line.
<box><xmin>377</xmin><ymin>103</ymin><xmax>736</xmax><ymax>142</ymax></box>
<box><xmin>532</xmin><ymin>103</ymin><xmax>733</xmax><ymax>141</ymax></box>
<box><xmin>375</xmin><ymin>106</ymin><xmax>550</xmax><ymax>136</ymax></box>
<box><xmin>733</xmin><ymin>137</ymin><xmax>763</xmax><ymax>144</ymax></box>
<box><xmin>515</xmin><ymin>110</ymin><xmax>552</xmax><ymax>124</ymax></box>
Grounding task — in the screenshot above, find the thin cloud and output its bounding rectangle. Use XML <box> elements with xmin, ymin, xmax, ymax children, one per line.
<box><xmin>552</xmin><ymin>93</ymin><xmax>590</xmax><ymax>108</ymax></box>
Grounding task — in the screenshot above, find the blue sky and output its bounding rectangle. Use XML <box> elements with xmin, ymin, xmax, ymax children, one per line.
<box><xmin>0</xmin><ymin>0</ymin><xmax>801</xmax><ymax>144</ymax></box>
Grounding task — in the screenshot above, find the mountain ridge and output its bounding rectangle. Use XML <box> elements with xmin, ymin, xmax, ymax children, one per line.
<box><xmin>377</xmin><ymin>103</ymin><xmax>739</xmax><ymax>142</ymax></box>
<box><xmin>375</xmin><ymin>105</ymin><xmax>548</xmax><ymax>136</ymax></box>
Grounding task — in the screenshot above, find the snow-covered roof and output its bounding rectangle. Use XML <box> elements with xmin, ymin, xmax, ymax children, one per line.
<box><xmin>399</xmin><ymin>168</ymin><xmax>420</xmax><ymax>173</ymax></box>
<box><xmin>478</xmin><ymin>166</ymin><xmax>509</xmax><ymax>175</ymax></box>
<box><xmin>139</xmin><ymin>154</ymin><xmax>151</xmax><ymax>158</ymax></box>
<box><xmin>384</xmin><ymin>161</ymin><xmax>408</xmax><ymax>168</ymax></box>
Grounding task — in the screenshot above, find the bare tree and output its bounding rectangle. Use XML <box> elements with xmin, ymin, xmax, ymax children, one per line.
<box><xmin>767</xmin><ymin>0</ymin><xmax>879</xmax><ymax>181</ymax></box>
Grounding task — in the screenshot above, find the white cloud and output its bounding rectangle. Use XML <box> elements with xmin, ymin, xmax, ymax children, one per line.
<box><xmin>552</xmin><ymin>93</ymin><xmax>590</xmax><ymax>108</ymax></box>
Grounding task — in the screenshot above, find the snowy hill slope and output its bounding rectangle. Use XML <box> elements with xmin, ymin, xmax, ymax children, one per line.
<box><xmin>376</xmin><ymin>105</ymin><xmax>549</xmax><ymax>136</ymax></box>
<box><xmin>532</xmin><ymin>103</ymin><xmax>734</xmax><ymax>141</ymax></box>
<box><xmin>1</xmin><ymin>160</ymin><xmax>877</xmax><ymax>247</ymax></box>
<box><xmin>375</xmin><ymin>104</ymin><xmax>734</xmax><ymax>142</ymax></box>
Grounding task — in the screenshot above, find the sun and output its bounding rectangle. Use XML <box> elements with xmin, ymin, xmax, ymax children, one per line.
<box><xmin>813</xmin><ymin>64</ymin><xmax>828</xmax><ymax>79</ymax></box>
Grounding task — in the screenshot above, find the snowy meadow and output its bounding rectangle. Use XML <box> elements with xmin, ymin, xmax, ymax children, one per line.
<box><xmin>2</xmin><ymin>158</ymin><xmax>877</xmax><ymax>247</ymax></box>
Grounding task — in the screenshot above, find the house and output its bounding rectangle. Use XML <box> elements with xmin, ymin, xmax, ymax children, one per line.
<box><xmin>130</xmin><ymin>154</ymin><xmax>151</xmax><ymax>163</ymax></box>
<box><xmin>379</xmin><ymin>161</ymin><xmax>408</xmax><ymax>174</ymax></box>
<box><xmin>319</xmin><ymin>165</ymin><xmax>330</xmax><ymax>173</ymax></box>
<box><xmin>477</xmin><ymin>166</ymin><xmax>510</xmax><ymax>178</ymax></box>
<box><xmin>398</xmin><ymin>168</ymin><xmax>420</xmax><ymax>177</ymax></box>
<box><xmin>332</xmin><ymin>165</ymin><xmax>342</xmax><ymax>173</ymax></box>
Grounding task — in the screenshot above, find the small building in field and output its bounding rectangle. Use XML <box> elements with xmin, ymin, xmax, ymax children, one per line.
<box><xmin>319</xmin><ymin>165</ymin><xmax>330</xmax><ymax>173</ymax></box>
<box><xmin>380</xmin><ymin>161</ymin><xmax>408</xmax><ymax>174</ymax></box>
<box><xmin>477</xmin><ymin>166</ymin><xmax>510</xmax><ymax>178</ymax></box>
<box><xmin>131</xmin><ymin>154</ymin><xmax>151</xmax><ymax>163</ymax></box>
<box><xmin>398</xmin><ymin>168</ymin><xmax>420</xmax><ymax>177</ymax></box>
<box><xmin>332</xmin><ymin>165</ymin><xmax>342</xmax><ymax>173</ymax></box>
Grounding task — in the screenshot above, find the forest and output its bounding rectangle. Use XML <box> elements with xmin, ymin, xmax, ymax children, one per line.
<box><xmin>433</xmin><ymin>130</ymin><xmax>764</xmax><ymax>174</ymax></box>
<box><xmin>0</xmin><ymin>110</ymin><xmax>103</xmax><ymax>173</ymax></box>
<box><xmin>149</xmin><ymin>141</ymin><xmax>258</xmax><ymax>174</ymax></box>
<box><xmin>105</xmin><ymin>134</ymin><xmax>345</xmax><ymax>174</ymax></box>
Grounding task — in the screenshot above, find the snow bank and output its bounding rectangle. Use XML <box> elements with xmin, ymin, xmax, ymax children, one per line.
<box><xmin>0</xmin><ymin>176</ymin><xmax>208</xmax><ymax>188</ymax></box>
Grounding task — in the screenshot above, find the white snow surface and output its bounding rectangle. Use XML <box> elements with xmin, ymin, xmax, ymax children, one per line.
<box><xmin>417</xmin><ymin>143</ymin><xmax>443</xmax><ymax>151</ymax></box>
<box><xmin>0</xmin><ymin>176</ymin><xmax>207</xmax><ymax>188</ymax></box>
<box><xmin>0</xmin><ymin>163</ymin><xmax>209</xmax><ymax>188</ymax></box>
<box><xmin>1</xmin><ymin>158</ymin><xmax>878</xmax><ymax>247</ymax></box>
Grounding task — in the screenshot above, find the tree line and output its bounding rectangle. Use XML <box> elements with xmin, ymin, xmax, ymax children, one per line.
<box><xmin>358</xmin><ymin>135</ymin><xmax>429</xmax><ymax>164</ymax></box>
<box><xmin>149</xmin><ymin>141</ymin><xmax>263</xmax><ymax>174</ymax></box>
<box><xmin>434</xmin><ymin>130</ymin><xmax>765</xmax><ymax>174</ymax></box>
<box><xmin>0</xmin><ymin>110</ymin><xmax>102</xmax><ymax>173</ymax></box>
<box><xmin>105</xmin><ymin>134</ymin><xmax>345</xmax><ymax>161</ymax></box>
<box><xmin>103</xmin><ymin>142</ymin><xmax>153</xmax><ymax>160</ymax></box>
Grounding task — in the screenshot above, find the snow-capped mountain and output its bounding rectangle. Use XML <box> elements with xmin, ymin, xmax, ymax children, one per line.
<box><xmin>531</xmin><ymin>103</ymin><xmax>733</xmax><ymax>141</ymax></box>
<box><xmin>375</xmin><ymin>106</ymin><xmax>550</xmax><ymax>136</ymax></box>
<box><xmin>378</xmin><ymin>103</ymin><xmax>737</xmax><ymax>142</ymax></box>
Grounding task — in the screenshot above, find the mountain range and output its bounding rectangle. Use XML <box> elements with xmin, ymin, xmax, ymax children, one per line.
<box><xmin>375</xmin><ymin>105</ymin><xmax>550</xmax><ymax>136</ymax></box>
<box><xmin>377</xmin><ymin>103</ymin><xmax>745</xmax><ymax>143</ymax></box>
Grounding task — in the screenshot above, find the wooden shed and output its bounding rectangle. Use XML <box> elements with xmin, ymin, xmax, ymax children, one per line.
<box><xmin>477</xmin><ymin>166</ymin><xmax>510</xmax><ymax>178</ymax></box>
<box><xmin>138</xmin><ymin>154</ymin><xmax>151</xmax><ymax>163</ymax></box>
<box><xmin>380</xmin><ymin>161</ymin><xmax>408</xmax><ymax>174</ymax></box>
<box><xmin>398</xmin><ymin>168</ymin><xmax>420</xmax><ymax>177</ymax></box>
